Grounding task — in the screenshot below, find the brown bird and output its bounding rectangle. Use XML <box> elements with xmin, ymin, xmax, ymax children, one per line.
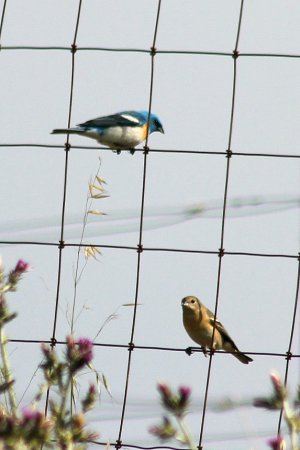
<box><xmin>181</xmin><ymin>295</ymin><xmax>253</xmax><ymax>364</ymax></box>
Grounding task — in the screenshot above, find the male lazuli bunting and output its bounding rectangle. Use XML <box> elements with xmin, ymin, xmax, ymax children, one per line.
<box><xmin>51</xmin><ymin>110</ymin><xmax>164</xmax><ymax>154</ymax></box>
<box><xmin>181</xmin><ymin>296</ymin><xmax>253</xmax><ymax>364</ymax></box>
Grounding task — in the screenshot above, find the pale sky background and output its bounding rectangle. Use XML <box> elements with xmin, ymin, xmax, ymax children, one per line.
<box><xmin>0</xmin><ymin>1</ymin><xmax>300</xmax><ymax>449</ymax></box>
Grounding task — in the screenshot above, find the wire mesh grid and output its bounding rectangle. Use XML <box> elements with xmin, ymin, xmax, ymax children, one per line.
<box><xmin>0</xmin><ymin>0</ymin><xmax>299</xmax><ymax>449</ymax></box>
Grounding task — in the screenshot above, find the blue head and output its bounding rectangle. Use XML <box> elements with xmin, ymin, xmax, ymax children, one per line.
<box><xmin>129</xmin><ymin>111</ymin><xmax>164</xmax><ymax>134</ymax></box>
<box><xmin>141</xmin><ymin>111</ymin><xmax>164</xmax><ymax>134</ymax></box>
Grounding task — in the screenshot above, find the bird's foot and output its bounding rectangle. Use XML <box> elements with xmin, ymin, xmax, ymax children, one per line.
<box><xmin>129</xmin><ymin>149</ymin><xmax>135</xmax><ymax>155</ymax></box>
<box><xmin>185</xmin><ymin>347</ymin><xmax>193</xmax><ymax>356</ymax></box>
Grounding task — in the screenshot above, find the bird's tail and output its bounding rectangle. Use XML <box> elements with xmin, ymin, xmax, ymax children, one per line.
<box><xmin>233</xmin><ymin>350</ymin><xmax>253</xmax><ymax>364</ymax></box>
<box><xmin>51</xmin><ymin>127</ymin><xmax>85</xmax><ymax>135</ymax></box>
<box><xmin>223</xmin><ymin>339</ymin><xmax>253</xmax><ymax>364</ymax></box>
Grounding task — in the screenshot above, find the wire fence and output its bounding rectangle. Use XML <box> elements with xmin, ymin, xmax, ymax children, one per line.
<box><xmin>0</xmin><ymin>0</ymin><xmax>299</xmax><ymax>449</ymax></box>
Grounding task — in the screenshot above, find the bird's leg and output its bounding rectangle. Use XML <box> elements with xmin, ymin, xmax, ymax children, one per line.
<box><xmin>129</xmin><ymin>149</ymin><xmax>135</xmax><ymax>155</ymax></box>
<box><xmin>201</xmin><ymin>346</ymin><xmax>209</xmax><ymax>357</ymax></box>
<box><xmin>208</xmin><ymin>342</ymin><xmax>217</xmax><ymax>357</ymax></box>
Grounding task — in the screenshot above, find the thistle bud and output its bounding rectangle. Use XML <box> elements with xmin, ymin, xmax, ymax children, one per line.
<box><xmin>149</xmin><ymin>416</ymin><xmax>177</xmax><ymax>441</ymax></box>
<box><xmin>267</xmin><ymin>435</ymin><xmax>285</xmax><ymax>450</ymax></box>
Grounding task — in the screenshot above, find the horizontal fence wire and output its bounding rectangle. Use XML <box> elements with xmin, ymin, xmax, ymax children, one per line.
<box><xmin>0</xmin><ymin>243</ymin><xmax>299</xmax><ymax>260</ymax></box>
<box><xmin>7</xmin><ymin>339</ymin><xmax>300</xmax><ymax>360</ymax></box>
<box><xmin>1</xmin><ymin>144</ymin><xmax>300</xmax><ymax>159</ymax></box>
<box><xmin>2</xmin><ymin>45</ymin><xmax>300</xmax><ymax>60</ymax></box>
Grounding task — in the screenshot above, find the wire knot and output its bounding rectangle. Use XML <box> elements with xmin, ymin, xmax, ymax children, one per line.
<box><xmin>64</xmin><ymin>142</ymin><xmax>71</xmax><ymax>152</ymax></box>
<box><xmin>285</xmin><ymin>351</ymin><xmax>292</xmax><ymax>361</ymax></box>
<box><xmin>232</xmin><ymin>49</ymin><xmax>239</xmax><ymax>59</ymax></box>
<box><xmin>115</xmin><ymin>439</ymin><xmax>122</xmax><ymax>449</ymax></box>
<box><xmin>128</xmin><ymin>342</ymin><xmax>135</xmax><ymax>351</ymax></box>
<box><xmin>143</xmin><ymin>145</ymin><xmax>149</xmax><ymax>155</ymax></box>
<box><xmin>50</xmin><ymin>337</ymin><xmax>57</xmax><ymax>348</ymax></box>
<box><xmin>58</xmin><ymin>240</ymin><xmax>65</xmax><ymax>249</ymax></box>
<box><xmin>218</xmin><ymin>247</ymin><xmax>224</xmax><ymax>258</ymax></box>
<box><xmin>226</xmin><ymin>149</ymin><xmax>233</xmax><ymax>158</ymax></box>
<box><xmin>137</xmin><ymin>244</ymin><xmax>143</xmax><ymax>254</ymax></box>
<box><xmin>209</xmin><ymin>348</ymin><xmax>215</xmax><ymax>357</ymax></box>
<box><xmin>71</xmin><ymin>43</ymin><xmax>77</xmax><ymax>54</ymax></box>
<box><xmin>150</xmin><ymin>46</ymin><xmax>157</xmax><ymax>56</ymax></box>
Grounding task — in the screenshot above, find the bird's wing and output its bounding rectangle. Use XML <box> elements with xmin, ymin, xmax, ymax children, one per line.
<box><xmin>78</xmin><ymin>113</ymin><xmax>141</xmax><ymax>129</ymax></box>
<box><xmin>208</xmin><ymin>313</ymin><xmax>237</xmax><ymax>348</ymax></box>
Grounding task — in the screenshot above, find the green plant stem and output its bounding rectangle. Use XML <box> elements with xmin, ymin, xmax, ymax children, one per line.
<box><xmin>70</xmin><ymin>162</ymin><xmax>102</xmax><ymax>335</ymax></box>
<box><xmin>60</xmin><ymin>371</ymin><xmax>72</xmax><ymax>417</ymax></box>
<box><xmin>0</xmin><ymin>326</ymin><xmax>17</xmax><ymax>414</ymax></box>
<box><xmin>290</xmin><ymin>428</ymin><xmax>298</xmax><ymax>450</ymax></box>
<box><xmin>176</xmin><ymin>416</ymin><xmax>197</xmax><ymax>450</ymax></box>
<box><xmin>283</xmin><ymin>400</ymin><xmax>298</xmax><ymax>450</ymax></box>
<box><xmin>70</xmin><ymin>162</ymin><xmax>102</xmax><ymax>419</ymax></box>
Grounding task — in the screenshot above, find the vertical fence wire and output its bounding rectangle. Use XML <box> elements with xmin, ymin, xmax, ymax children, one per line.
<box><xmin>0</xmin><ymin>0</ymin><xmax>7</xmax><ymax>41</ymax></box>
<box><xmin>44</xmin><ymin>0</ymin><xmax>83</xmax><ymax>417</ymax></box>
<box><xmin>198</xmin><ymin>1</ymin><xmax>245</xmax><ymax>448</ymax></box>
<box><xmin>277</xmin><ymin>254</ymin><xmax>300</xmax><ymax>434</ymax></box>
<box><xmin>116</xmin><ymin>1</ymin><xmax>162</xmax><ymax>445</ymax></box>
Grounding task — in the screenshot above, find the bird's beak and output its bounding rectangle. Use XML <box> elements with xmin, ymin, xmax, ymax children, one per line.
<box><xmin>158</xmin><ymin>125</ymin><xmax>164</xmax><ymax>134</ymax></box>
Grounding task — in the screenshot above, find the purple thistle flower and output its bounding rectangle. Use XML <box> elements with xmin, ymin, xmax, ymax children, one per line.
<box><xmin>77</xmin><ymin>338</ymin><xmax>93</xmax><ymax>364</ymax></box>
<box><xmin>7</xmin><ymin>259</ymin><xmax>30</xmax><ymax>290</ymax></box>
<box><xmin>67</xmin><ymin>336</ymin><xmax>94</xmax><ymax>372</ymax></box>
<box><xmin>157</xmin><ymin>383</ymin><xmax>191</xmax><ymax>417</ymax></box>
<box><xmin>179</xmin><ymin>386</ymin><xmax>191</xmax><ymax>401</ymax></box>
<box><xmin>267</xmin><ymin>435</ymin><xmax>285</xmax><ymax>450</ymax></box>
<box><xmin>178</xmin><ymin>386</ymin><xmax>191</xmax><ymax>411</ymax></box>
<box><xmin>21</xmin><ymin>407</ymin><xmax>43</xmax><ymax>423</ymax></box>
<box><xmin>14</xmin><ymin>260</ymin><xmax>30</xmax><ymax>274</ymax></box>
<box><xmin>157</xmin><ymin>382</ymin><xmax>172</xmax><ymax>400</ymax></box>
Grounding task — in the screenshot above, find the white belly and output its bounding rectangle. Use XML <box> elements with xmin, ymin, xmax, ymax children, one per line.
<box><xmin>86</xmin><ymin>126</ymin><xmax>146</xmax><ymax>150</ymax></box>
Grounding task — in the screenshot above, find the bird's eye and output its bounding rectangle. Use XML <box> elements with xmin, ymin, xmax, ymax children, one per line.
<box><xmin>191</xmin><ymin>299</ymin><xmax>195</xmax><ymax>303</ymax></box>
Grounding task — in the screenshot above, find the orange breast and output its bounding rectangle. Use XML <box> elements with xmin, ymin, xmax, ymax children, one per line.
<box><xmin>140</xmin><ymin>123</ymin><xmax>149</xmax><ymax>141</ymax></box>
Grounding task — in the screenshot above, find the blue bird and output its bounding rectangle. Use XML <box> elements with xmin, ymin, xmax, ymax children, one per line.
<box><xmin>51</xmin><ymin>110</ymin><xmax>164</xmax><ymax>154</ymax></box>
